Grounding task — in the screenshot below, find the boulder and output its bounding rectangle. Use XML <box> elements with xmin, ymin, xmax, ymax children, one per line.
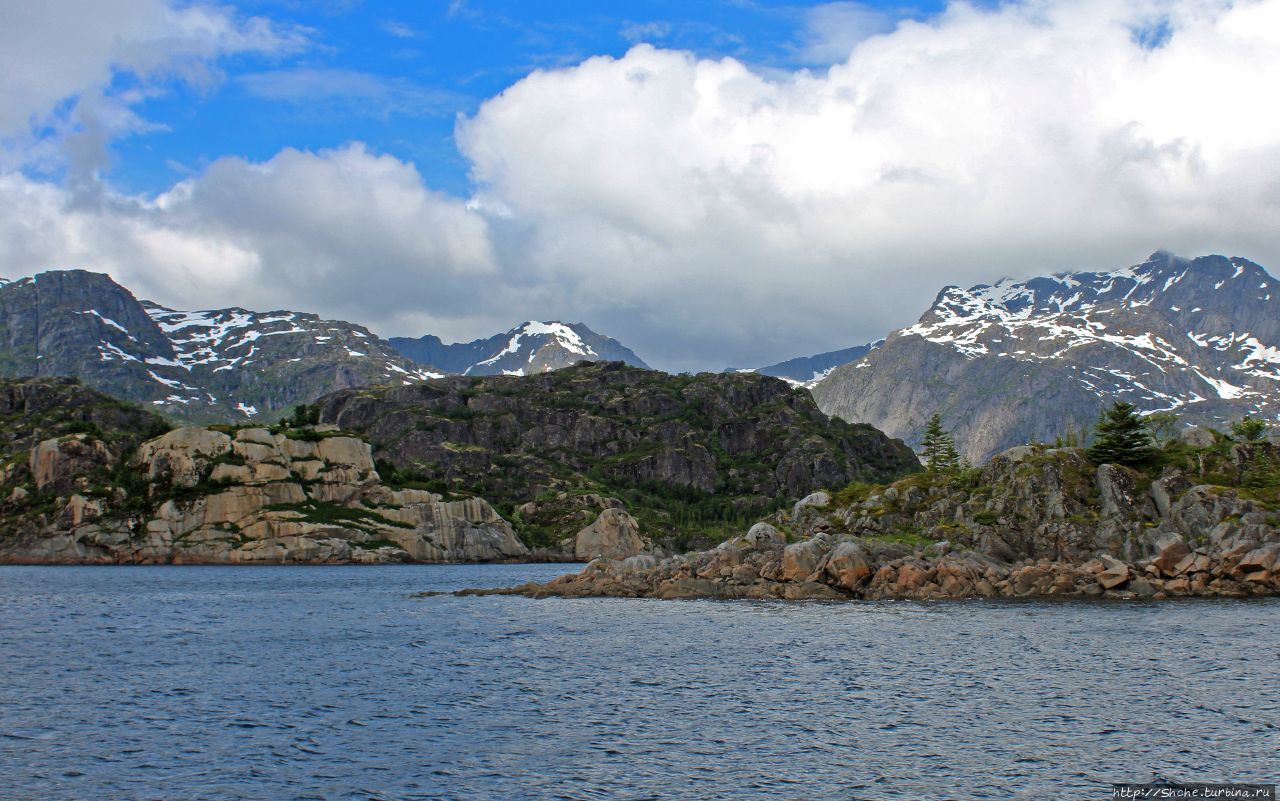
<box><xmin>721</xmin><ymin>522</ymin><xmax>786</xmax><ymax>551</ymax></box>
<box><xmin>1233</xmin><ymin>544</ymin><xmax>1280</xmax><ymax>582</ymax></box>
<box><xmin>1178</xmin><ymin>427</ymin><xmax>1217</xmax><ymax>449</ymax></box>
<box><xmin>1149</xmin><ymin>532</ymin><xmax>1191</xmax><ymax>577</ymax></box>
<box><xmin>1097</xmin><ymin>556</ymin><xmax>1131</xmax><ymax>589</ymax></box>
<box><xmin>781</xmin><ymin>537</ymin><xmax>829</xmax><ymax>581</ymax></box>
<box><xmin>783</xmin><ymin>581</ymin><xmax>846</xmax><ymax>600</ymax></box>
<box><xmin>792</xmin><ymin>491</ymin><xmax>830</xmax><ymax>521</ymax></box>
<box><xmin>1173</xmin><ymin>551</ymin><xmax>1212</xmax><ymax>575</ymax></box>
<box><xmin>573</xmin><ymin>508</ymin><xmax>648</xmax><ymax>561</ymax></box>
<box><xmin>824</xmin><ymin>541</ymin><xmax>871</xmax><ymax>590</ymax></box>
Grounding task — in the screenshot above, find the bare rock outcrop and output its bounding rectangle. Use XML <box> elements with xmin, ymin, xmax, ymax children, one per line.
<box><xmin>573</xmin><ymin>508</ymin><xmax>649</xmax><ymax>561</ymax></box>
<box><xmin>4</xmin><ymin>426</ymin><xmax>528</xmax><ymax>565</ymax></box>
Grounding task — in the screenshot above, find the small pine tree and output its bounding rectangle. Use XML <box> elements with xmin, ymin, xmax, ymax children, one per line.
<box><xmin>1087</xmin><ymin>402</ymin><xmax>1156</xmax><ymax>466</ymax></box>
<box><xmin>1231</xmin><ymin>416</ymin><xmax>1268</xmax><ymax>441</ymax></box>
<box><xmin>920</xmin><ymin>413</ymin><xmax>961</xmax><ymax>474</ymax></box>
<box><xmin>287</xmin><ymin>403</ymin><xmax>320</xmax><ymax>428</ymax></box>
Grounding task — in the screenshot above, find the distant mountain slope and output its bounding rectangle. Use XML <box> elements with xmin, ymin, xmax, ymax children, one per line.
<box><xmin>812</xmin><ymin>252</ymin><xmax>1280</xmax><ymax>461</ymax></box>
<box><xmin>731</xmin><ymin>341</ymin><xmax>881</xmax><ymax>387</ymax></box>
<box><xmin>0</xmin><ymin>270</ymin><xmax>440</xmax><ymax>423</ymax></box>
<box><xmin>390</xmin><ymin>321</ymin><xmax>647</xmax><ymax>376</ymax></box>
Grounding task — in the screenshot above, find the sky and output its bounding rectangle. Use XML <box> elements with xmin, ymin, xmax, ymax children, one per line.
<box><xmin>2</xmin><ymin>0</ymin><xmax>1279</xmax><ymax>373</ymax></box>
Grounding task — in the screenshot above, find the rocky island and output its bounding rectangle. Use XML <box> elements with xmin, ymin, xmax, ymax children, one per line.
<box><xmin>457</xmin><ymin>431</ymin><xmax>1280</xmax><ymax>600</ymax></box>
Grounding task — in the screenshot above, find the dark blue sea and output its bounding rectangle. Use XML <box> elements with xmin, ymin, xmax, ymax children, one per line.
<box><xmin>1</xmin><ymin>565</ymin><xmax>1276</xmax><ymax>801</ymax></box>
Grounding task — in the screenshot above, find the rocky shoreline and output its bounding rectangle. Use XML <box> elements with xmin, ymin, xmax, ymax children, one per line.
<box><xmin>451</xmin><ymin>522</ymin><xmax>1279</xmax><ymax>601</ymax></box>
<box><xmin>447</xmin><ymin>441</ymin><xmax>1280</xmax><ymax>601</ymax></box>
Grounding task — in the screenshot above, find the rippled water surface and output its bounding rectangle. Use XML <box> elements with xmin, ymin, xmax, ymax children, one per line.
<box><xmin>1</xmin><ymin>565</ymin><xmax>1276</xmax><ymax>800</ymax></box>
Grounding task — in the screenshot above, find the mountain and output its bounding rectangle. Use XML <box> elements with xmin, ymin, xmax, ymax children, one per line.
<box><xmin>730</xmin><ymin>341</ymin><xmax>881</xmax><ymax>387</ymax></box>
<box><xmin>0</xmin><ymin>270</ymin><xmax>441</xmax><ymax>423</ymax></box>
<box><xmin>812</xmin><ymin>252</ymin><xmax>1280</xmax><ymax>462</ymax></box>
<box><xmin>389</xmin><ymin>321</ymin><xmax>647</xmax><ymax>376</ymax></box>
<box><xmin>318</xmin><ymin>361</ymin><xmax>920</xmax><ymax>551</ymax></box>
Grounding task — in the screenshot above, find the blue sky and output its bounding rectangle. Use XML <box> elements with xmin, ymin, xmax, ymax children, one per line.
<box><xmin>106</xmin><ymin>1</ymin><xmax>946</xmax><ymax>197</ymax></box>
<box><xmin>2</xmin><ymin>0</ymin><xmax>1277</xmax><ymax>372</ymax></box>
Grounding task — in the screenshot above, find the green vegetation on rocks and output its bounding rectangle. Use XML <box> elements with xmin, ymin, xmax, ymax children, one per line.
<box><xmin>318</xmin><ymin>361</ymin><xmax>920</xmax><ymax>549</ymax></box>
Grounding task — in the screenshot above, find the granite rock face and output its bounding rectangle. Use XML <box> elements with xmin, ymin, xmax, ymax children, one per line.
<box><xmin>1</xmin><ymin>405</ymin><xmax>528</xmax><ymax>564</ymax></box>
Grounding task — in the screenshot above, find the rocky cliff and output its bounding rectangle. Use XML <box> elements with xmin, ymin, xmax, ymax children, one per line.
<box><xmin>316</xmin><ymin>361</ymin><xmax>921</xmax><ymax>550</ymax></box>
<box><xmin>463</xmin><ymin>430</ymin><xmax>1280</xmax><ymax>600</ymax></box>
<box><xmin>0</xmin><ymin>378</ymin><xmax>527</xmax><ymax>564</ymax></box>
<box><xmin>812</xmin><ymin>252</ymin><xmax>1280</xmax><ymax>462</ymax></box>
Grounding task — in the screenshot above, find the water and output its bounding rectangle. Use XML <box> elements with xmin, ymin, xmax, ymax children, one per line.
<box><xmin>0</xmin><ymin>565</ymin><xmax>1276</xmax><ymax>801</ymax></box>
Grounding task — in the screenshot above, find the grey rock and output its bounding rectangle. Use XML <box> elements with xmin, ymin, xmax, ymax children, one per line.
<box><xmin>792</xmin><ymin>491</ymin><xmax>830</xmax><ymax>521</ymax></box>
<box><xmin>1179</xmin><ymin>427</ymin><xmax>1217</xmax><ymax>448</ymax></box>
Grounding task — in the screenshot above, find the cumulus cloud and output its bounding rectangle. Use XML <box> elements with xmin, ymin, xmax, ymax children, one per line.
<box><xmin>0</xmin><ymin>145</ymin><xmax>498</xmax><ymax>337</ymax></box>
<box><xmin>455</xmin><ymin>0</ymin><xmax>1280</xmax><ymax>369</ymax></box>
<box><xmin>0</xmin><ymin>0</ymin><xmax>305</xmax><ymax>176</ymax></box>
<box><xmin>4</xmin><ymin>0</ymin><xmax>1280</xmax><ymax>372</ymax></box>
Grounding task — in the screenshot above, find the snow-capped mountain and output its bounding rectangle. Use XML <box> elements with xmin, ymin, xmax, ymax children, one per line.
<box><xmin>729</xmin><ymin>341</ymin><xmax>882</xmax><ymax>388</ymax></box>
<box><xmin>390</xmin><ymin>321</ymin><xmax>647</xmax><ymax>376</ymax></box>
<box><xmin>812</xmin><ymin>252</ymin><xmax>1280</xmax><ymax>461</ymax></box>
<box><xmin>0</xmin><ymin>270</ymin><xmax>440</xmax><ymax>422</ymax></box>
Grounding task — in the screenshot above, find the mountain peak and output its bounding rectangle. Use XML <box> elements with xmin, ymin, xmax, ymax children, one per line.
<box><xmin>390</xmin><ymin>320</ymin><xmax>647</xmax><ymax>377</ymax></box>
<box><xmin>0</xmin><ymin>268</ymin><xmax>442</xmax><ymax>423</ymax></box>
<box><xmin>815</xmin><ymin>251</ymin><xmax>1280</xmax><ymax>462</ymax></box>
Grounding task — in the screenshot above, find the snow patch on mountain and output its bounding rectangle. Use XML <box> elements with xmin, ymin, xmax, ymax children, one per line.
<box><xmin>888</xmin><ymin>252</ymin><xmax>1280</xmax><ymax>419</ymax></box>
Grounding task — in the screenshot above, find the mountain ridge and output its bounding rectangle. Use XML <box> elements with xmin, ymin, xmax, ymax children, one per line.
<box><xmin>729</xmin><ymin>341</ymin><xmax>881</xmax><ymax>387</ymax></box>
<box><xmin>812</xmin><ymin>252</ymin><xmax>1280</xmax><ymax>461</ymax></box>
<box><xmin>390</xmin><ymin>320</ymin><xmax>648</xmax><ymax>376</ymax></box>
<box><xmin>0</xmin><ymin>270</ymin><xmax>649</xmax><ymax>424</ymax></box>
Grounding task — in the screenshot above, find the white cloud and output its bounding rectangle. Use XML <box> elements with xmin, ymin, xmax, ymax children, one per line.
<box><xmin>0</xmin><ymin>0</ymin><xmax>305</xmax><ymax>169</ymax></box>
<box><xmin>237</xmin><ymin>68</ymin><xmax>464</xmax><ymax>118</ymax></box>
<box><xmin>621</xmin><ymin>21</ymin><xmax>673</xmax><ymax>44</ymax></box>
<box><xmin>795</xmin><ymin>2</ymin><xmax>895</xmax><ymax>64</ymax></box>
<box><xmin>0</xmin><ymin>145</ymin><xmax>497</xmax><ymax>334</ymax></box>
<box><xmin>454</xmin><ymin>0</ymin><xmax>1280</xmax><ymax>369</ymax></box>
<box><xmin>4</xmin><ymin>0</ymin><xmax>1280</xmax><ymax>373</ymax></box>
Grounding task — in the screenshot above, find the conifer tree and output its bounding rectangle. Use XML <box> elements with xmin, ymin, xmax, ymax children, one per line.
<box><xmin>921</xmin><ymin>413</ymin><xmax>961</xmax><ymax>474</ymax></box>
<box><xmin>1231</xmin><ymin>416</ymin><xmax>1268</xmax><ymax>441</ymax></box>
<box><xmin>1086</xmin><ymin>402</ymin><xmax>1156</xmax><ymax>466</ymax></box>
